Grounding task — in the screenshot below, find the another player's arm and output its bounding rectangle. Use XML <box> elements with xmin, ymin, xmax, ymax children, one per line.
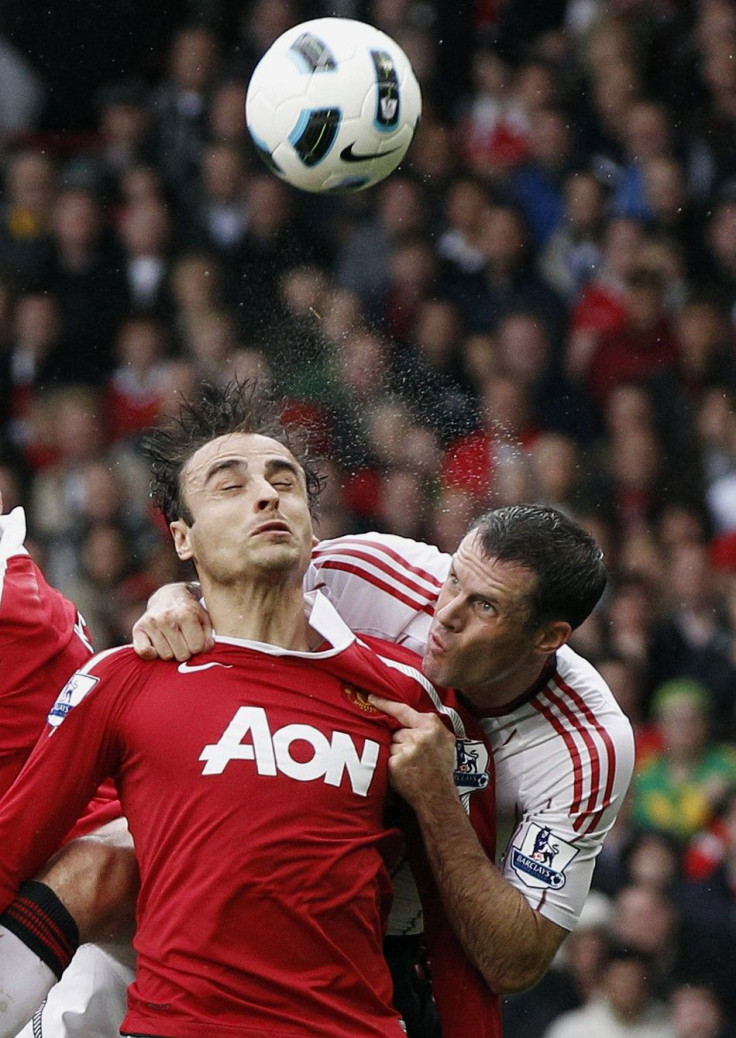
<box><xmin>132</xmin><ymin>581</ymin><xmax>211</xmax><ymax>661</ymax></box>
<box><xmin>370</xmin><ymin>695</ymin><xmax>567</xmax><ymax>995</ymax></box>
<box><xmin>0</xmin><ymin>672</ymin><xmax>123</xmax><ymax>914</ymax></box>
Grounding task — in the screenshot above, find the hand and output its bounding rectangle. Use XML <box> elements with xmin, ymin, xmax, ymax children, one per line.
<box><xmin>368</xmin><ymin>695</ymin><xmax>458</xmax><ymax>808</ymax></box>
<box><xmin>132</xmin><ymin>583</ymin><xmax>214</xmax><ymax>661</ymax></box>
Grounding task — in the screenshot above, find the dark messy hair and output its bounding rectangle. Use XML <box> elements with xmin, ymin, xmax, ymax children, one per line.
<box><xmin>470</xmin><ymin>504</ymin><xmax>607</xmax><ymax>630</ymax></box>
<box><xmin>141</xmin><ymin>378</ymin><xmax>325</xmax><ymax>525</ymax></box>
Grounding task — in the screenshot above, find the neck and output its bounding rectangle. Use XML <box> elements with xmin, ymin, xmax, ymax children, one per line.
<box><xmin>463</xmin><ymin>655</ymin><xmax>554</xmax><ymax>713</ymax></box>
<box><xmin>201</xmin><ymin>577</ymin><xmax>313</xmax><ymax>651</ymax></box>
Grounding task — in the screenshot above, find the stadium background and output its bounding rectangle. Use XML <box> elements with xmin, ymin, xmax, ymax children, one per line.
<box><xmin>0</xmin><ymin>0</ymin><xmax>735</xmax><ymax>1033</ymax></box>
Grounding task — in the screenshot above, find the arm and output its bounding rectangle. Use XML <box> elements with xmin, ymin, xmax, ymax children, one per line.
<box><xmin>371</xmin><ymin>695</ymin><xmax>567</xmax><ymax>995</ymax></box>
<box><xmin>0</xmin><ymin>660</ymin><xmax>124</xmax><ymax>913</ymax></box>
<box><xmin>132</xmin><ymin>531</ymin><xmax>448</xmax><ymax>661</ymax></box>
<box><xmin>132</xmin><ymin>581</ymin><xmax>212</xmax><ymax>661</ymax></box>
<box><xmin>0</xmin><ymin>505</ymin><xmax>94</xmax><ymax>794</ymax></box>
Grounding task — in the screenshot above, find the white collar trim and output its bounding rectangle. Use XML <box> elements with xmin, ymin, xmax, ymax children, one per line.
<box><xmin>214</xmin><ymin>590</ymin><xmax>356</xmax><ymax>657</ymax></box>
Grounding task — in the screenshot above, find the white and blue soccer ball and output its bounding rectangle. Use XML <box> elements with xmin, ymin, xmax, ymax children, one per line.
<box><xmin>245</xmin><ymin>17</ymin><xmax>422</xmax><ymax>194</ymax></box>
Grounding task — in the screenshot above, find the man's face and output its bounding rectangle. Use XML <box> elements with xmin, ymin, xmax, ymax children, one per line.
<box><xmin>171</xmin><ymin>432</ymin><xmax>313</xmax><ymax>585</ymax></box>
<box><xmin>423</xmin><ymin>531</ymin><xmax>550</xmax><ymax>707</ymax></box>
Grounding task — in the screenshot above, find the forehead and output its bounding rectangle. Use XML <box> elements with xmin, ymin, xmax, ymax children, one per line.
<box><xmin>182</xmin><ymin>432</ymin><xmax>300</xmax><ymax>485</ymax></box>
<box><xmin>453</xmin><ymin>532</ymin><xmax>537</xmax><ymax>601</ymax></box>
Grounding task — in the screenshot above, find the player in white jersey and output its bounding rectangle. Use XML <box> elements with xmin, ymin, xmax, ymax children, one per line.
<box><xmin>307</xmin><ymin>527</ymin><xmax>634</xmax><ymax>935</ymax></box>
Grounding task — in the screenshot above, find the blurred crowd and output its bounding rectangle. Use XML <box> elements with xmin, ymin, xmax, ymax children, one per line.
<box><xmin>1</xmin><ymin>0</ymin><xmax>736</xmax><ymax>1034</ymax></box>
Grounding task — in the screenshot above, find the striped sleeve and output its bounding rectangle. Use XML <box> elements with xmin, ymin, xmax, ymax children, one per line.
<box><xmin>497</xmin><ymin>658</ymin><xmax>635</xmax><ymax>930</ymax></box>
<box><xmin>308</xmin><ymin>533</ymin><xmax>449</xmax><ymax>649</ymax></box>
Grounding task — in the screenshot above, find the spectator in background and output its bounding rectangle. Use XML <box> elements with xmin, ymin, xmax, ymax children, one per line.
<box><xmin>697</xmin><ymin>386</ymin><xmax>736</xmax><ymax>534</ymax></box>
<box><xmin>510</xmin><ymin>105</ymin><xmax>578</xmax><ymax>249</ymax></box>
<box><xmin>0</xmin><ymin>149</ymin><xmax>55</xmax><ymax>286</ymax></box>
<box><xmin>585</xmin><ymin>265</ymin><xmax>680</xmax><ymax>407</ymax></box>
<box><xmin>528</xmin><ymin>432</ymin><xmax>585</xmax><ymax>515</ymax></box>
<box><xmin>117</xmin><ymin>194</ymin><xmax>176</xmax><ymax>319</ymax></box>
<box><xmin>458</xmin><ymin>43</ymin><xmax>530</xmax><ymax>179</ymax></box>
<box><xmin>632</xmin><ymin>679</ymin><xmax>736</xmax><ymax>841</ymax></box>
<box><xmin>542</xmin><ymin>943</ymin><xmax>675</xmax><ymax>1038</ymax></box>
<box><xmin>0</xmin><ymin>33</ymin><xmax>45</xmax><ymax>144</ymax></box>
<box><xmin>105</xmin><ymin>315</ymin><xmax>171</xmax><ymax>443</ymax></box>
<box><xmin>447</xmin><ymin>199</ymin><xmax>568</xmax><ymax>344</ymax></box>
<box><xmin>538</xmin><ymin>168</ymin><xmax>608</xmax><ymax>300</ymax></box>
<box><xmin>46</xmin><ymin>183</ymin><xmax>128</xmax><ymax>382</ymax></box>
<box><xmin>206</xmin><ymin>76</ymin><xmax>252</xmax><ymax>155</ymax></box>
<box><xmin>169</xmin><ymin>248</ymin><xmax>226</xmax><ymax>351</ymax></box>
<box><xmin>392</xmin><ymin>296</ymin><xmax>476</xmax><ymax>440</ymax></box>
<box><xmin>151</xmin><ymin>24</ymin><xmax>221</xmax><ymax>205</ymax></box>
<box><xmin>648</xmin><ymin>542</ymin><xmax>736</xmax><ymax>735</ymax></box>
<box><xmin>230</xmin><ymin>172</ymin><xmax>319</xmax><ymax>338</ymax></box>
<box><xmin>181</xmin><ymin>306</ymin><xmax>241</xmax><ymax>384</ymax></box>
<box><xmin>440</xmin><ymin>371</ymin><xmax>538</xmax><ymax>506</ymax></box>
<box><xmin>504</xmin><ymin>892</ymin><xmax>615</xmax><ymax>1038</ymax></box>
<box><xmin>381</xmin><ymin>232</ymin><xmax>439</xmax><ymax>344</ymax></box>
<box><xmin>682</xmin><ymin>785</ymin><xmax>736</xmax><ymax>961</ymax></box>
<box><xmin>336</xmin><ymin>174</ymin><xmax>429</xmax><ymax>318</ymax></box>
<box><xmin>187</xmin><ymin>142</ymin><xmax>250</xmax><ymax>258</ymax></box>
<box><xmin>436</xmin><ymin>173</ymin><xmax>492</xmax><ymax>281</ymax></box>
<box><xmin>567</xmin><ymin>215</ymin><xmax>646</xmax><ymax>384</ymax></box>
<box><xmin>609</xmin><ymin>100</ymin><xmax>679</xmax><ymax>223</ymax></box>
<box><xmin>0</xmin><ymin>291</ymin><xmax>68</xmax><ymax>457</ymax></box>
<box><xmin>94</xmin><ymin>78</ymin><xmax>155</xmax><ymax>204</ymax></box>
<box><xmin>700</xmin><ymin>188</ymin><xmax>736</xmax><ymax>324</ymax></box>
<box><xmin>668</xmin><ymin>982</ymin><xmax>734</xmax><ymax>1038</ymax></box>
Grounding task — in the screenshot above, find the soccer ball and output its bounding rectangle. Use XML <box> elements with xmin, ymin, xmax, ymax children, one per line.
<box><xmin>245</xmin><ymin>17</ymin><xmax>422</xmax><ymax>194</ymax></box>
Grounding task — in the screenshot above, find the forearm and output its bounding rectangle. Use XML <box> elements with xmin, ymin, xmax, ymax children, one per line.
<box><xmin>413</xmin><ymin>789</ymin><xmax>564</xmax><ymax>994</ymax></box>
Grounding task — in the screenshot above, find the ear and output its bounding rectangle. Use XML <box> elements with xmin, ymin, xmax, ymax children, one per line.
<box><xmin>170</xmin><ymin>518</ymin><xmax>194</xmax><ymax>561</ymax></box>
<box><xmin>535</xmin><ymin>620</ymin><xmax>572</xmax><ymax>655</ymax></box>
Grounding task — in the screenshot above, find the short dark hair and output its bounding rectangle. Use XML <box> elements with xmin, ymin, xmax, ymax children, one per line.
<box><xmin>470</xmin><ymin>505</ymin><xmax>607</xmax><ymax>630</ymax></box>
<box><xmin>142</xmin><ymin>378</ymin><xmax>325</xmax><ymax>525</ymax></box>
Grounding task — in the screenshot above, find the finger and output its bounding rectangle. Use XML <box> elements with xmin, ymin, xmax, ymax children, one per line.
<box><xmin>131</xmin><ymin>623</ymin><xmax>175</xmax><ymax>661</ymax></box>
<box><xmin>131</xmin><ymin>627</ymin><xmax>157</xmax><ymax>660</ymax></box>
<box><xmin>165</xmin><ymin>626</ymin><xmax>202</xmax><ymax>663</ymax></box>
<box><xmin>177</xmin><ymin>612</ymin><xmax>215</xmax><ymax>656</ymax></box>
<box><xmin>368</xmin><ymin>694</ymin><xmax>424</xmax><ymax>726</ymax></box>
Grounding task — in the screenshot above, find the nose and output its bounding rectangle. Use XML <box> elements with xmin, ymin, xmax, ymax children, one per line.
<box><xmin>435</xmin><ymin>592</ymin><xmax>462</xmax><ymax>630</ymax></box>
<box><xmin>255</xmin><ymin>477</ymin><xmax>279</xmax><ymax>510</ymax></box>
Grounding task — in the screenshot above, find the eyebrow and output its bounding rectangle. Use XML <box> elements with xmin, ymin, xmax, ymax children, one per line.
<box><xmin>203</xmin><ymin>456</ymin><xmax>302</xmax><ymax>486</ymax></box>
<box><xmin>204</xmin><ymin>458</ymin><xmax>247</xmax><ymax>486</ymax></box>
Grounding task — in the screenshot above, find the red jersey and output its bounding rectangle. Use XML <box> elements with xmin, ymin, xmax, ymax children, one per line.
<box><xmin>0</xmin><ymin>591</ymin><xmax>494</xmax><ymax>1038</ymax></box>
<box><xmin>0</xmin><ymin>507</ymin><xmax>119</xmax><ymax>835</ymax></box>
<box><xmin>0</xmin><ymin>507</ymin><xmax>93</xmax><ymax>792</ymax></box>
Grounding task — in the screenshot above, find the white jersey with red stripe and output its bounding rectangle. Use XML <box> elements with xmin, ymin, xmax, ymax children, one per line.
<box><xmin>307</xmin><ymin>532</ymin><xmax>635</xmax><ymax>932</ymax></box>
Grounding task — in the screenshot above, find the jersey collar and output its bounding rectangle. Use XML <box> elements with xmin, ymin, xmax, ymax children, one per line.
<box><xmin>213</xmin><ymin>590</ymin><xmax>357</xmax><ymax>658</ymax></box>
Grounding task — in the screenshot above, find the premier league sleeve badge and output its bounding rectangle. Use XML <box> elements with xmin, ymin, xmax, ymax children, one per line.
<box><xmin>510</xmin><ymin>822</ymin><xmax>579</xmax><ymax>890</ymax></box>
<box><xmin>453</xmin><ymin>739</ymin><xmax>491</xmax><ymax>793</ymax></box>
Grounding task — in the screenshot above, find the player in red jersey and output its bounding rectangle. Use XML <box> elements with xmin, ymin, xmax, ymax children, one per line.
<box><xmin>0</xmin><ymin>381</ymin><xmax>497</xmax><ymax>1038</ymax></box>
<box><xmin>0</xmin><ymin>498</ymin><xmax>135</xmax><ymax>1038</ymax></box>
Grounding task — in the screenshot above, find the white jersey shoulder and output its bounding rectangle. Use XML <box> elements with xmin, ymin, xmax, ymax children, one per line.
<box><xmin>308</xmin><ymin>532</ymin><xmax>449</xmax><ymax>655</ymax></box>
<box><xmin>480</xmin><ymin>643</ymin><xmax>635</xmax><ymax>931</ymax></box>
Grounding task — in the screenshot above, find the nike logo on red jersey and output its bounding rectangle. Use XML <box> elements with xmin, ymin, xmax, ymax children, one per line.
<box><xmin>178</xmin><ymin>662</ymin><xmax>233</xmax><ymax>674</ymax></box>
